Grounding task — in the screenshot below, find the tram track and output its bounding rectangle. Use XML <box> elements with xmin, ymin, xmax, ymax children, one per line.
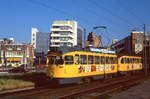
<box><xmin>58</xmin><ymin>74</ymin><xmax>150</xmax><ymax>99</ymax></box>
<box><xmin>0</xmin><ymin>72</ymin><xmax>148</xmax><ymax>99</ymax></box>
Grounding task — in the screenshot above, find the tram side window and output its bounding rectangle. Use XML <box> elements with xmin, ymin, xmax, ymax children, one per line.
<box><xmin>109</xmin><ymin>57</ymin><xmax>112</xmax><ymax>64</ymax></box>
<box><xmin>138</xmin><ymin>59</ymin><xmax>141</xmax><ymax>63</ymax></box>
<box><xmin>121</xmin><ymin>58</ymin><xmax>124</xmax><ymax>64</ymax></box>
<box><xmin>134</xmin><ymin>59</ymin><xmax>136</xmax><ymax>63</ymax></box>
<box><xmin>95</xmin><ymin>56</ymin><xmax>100</xmax><ymax>64</ymax></box>
<box><xmin>133</xmin><ymin>58</ymin><xmax>135</xmax><ymax>63</ymax></box>
<box><xmin>140</xmin><ymin>59</ymin><xmax>142</xmax><ymax>63</ymax></box>
<box><xmin>131</xmin><ymin>58</ymin><xmax>133</xmax><ymax>63</ymax></box>
<box><xmin>115</xmin><ymin>57</ymin><xmax>118</xmax><ymax>64</ymax></box>
<box><xmin>88</xmin><ymin>55</ymin><xmax>94</xmax><ymax>64</ymax></box>
<box><xmin>114</xmin><ymin>57</ymin><xmax>117</xmax><ymax>64</ymax></box>
<box><xmin>136</xmin><ymin>59</ymin><xmax>139</xmax><ymax>63</ymax></box>
<box><xmin>137</xmin><ymin>59</ymin><xmax>140</xmax><ymax>63</ymax></box>
<box><xmin>101</xmin><ymin>56</ymin><xmax>105</xmax><ymax>64</ymax></box>
<box><xmin>65</xmin><ymin>56</ymin><xmax>74</xmax><ymax>65</ymax></box>
<box><xmin>125</xmin><ymin>58</ymin><xmax>128</xmax><ymax>64</ymax></box>
<box><xmin>136</xmin><ymin>59</ymin><xmax>138</xmax><ymax>63</ymax></box>
<box><xmin>110</xmin><ymin>57</ymin><xmax>115</xmax><ymax>64</ymax></box>
<box><xmin>75</xmin><ymin>54</ymin><xmax>79</xmax><ymax>64</ymax></box>
<box><xmin>126</xmin><ymin>58</ymin><xmax>129</xmax><ymax>63</ymax></box>
<box><xmin>139</xmin><ymin>59</ymin><xmax>141</xmax><ymax>63</ymax></box>
<box><xmin>106</xmin><ymin>57</ymin><xmax>109</xmax><ymax>64</ymax></box>
<box><xmin>129</xmin><ymin>58</ymin><xmax>132</xmax><ymax>63</ymax></box>
<box><xmin>134</xmin><ymin>59</ymin><xmax>137</xmax><ymax>63</ymax></box>
<box><xmin>80</xmin><ymin>55</ymin><xmax>87</xmax><ymax>64</ymax></box>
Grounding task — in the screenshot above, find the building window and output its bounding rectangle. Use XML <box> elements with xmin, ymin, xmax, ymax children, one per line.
<box><xmin>60</xmin><ymin>26</ymin><xmax>72</xmax><ymax>30</ymax></box>
<box><xmin>54</xmin><ymin>42</ymin><xmax>60</xmax><ymax>45</ymax></box>
<box><xmin>53</xmin><ymin>26</ymin><xmax>60</xmax><ymax>28</ymax></box>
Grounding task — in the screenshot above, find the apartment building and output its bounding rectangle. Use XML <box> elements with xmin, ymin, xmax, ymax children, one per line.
<box><xmin>31</xmin><ymin>28</ymin><xmax>50</xmax><ymax>55</ymax></box>
<box><xmin>50</xmin><ymin>20</ymin><xmax>84</xmax><ymax>49</ymax></box>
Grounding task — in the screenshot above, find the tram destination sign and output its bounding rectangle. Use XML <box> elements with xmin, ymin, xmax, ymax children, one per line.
<box><xmin>89</xmin><ymin>48</ymin><xmax>116</xmax><ymax>54</ymax></box>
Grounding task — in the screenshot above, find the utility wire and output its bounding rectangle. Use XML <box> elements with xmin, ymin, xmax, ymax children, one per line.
<box><xmin>43</xmin><ymin>0</ymin><xmax>123</xmax><ymax>42</ymax></box>
<box><xmin>71</xmin><ymin>0</ymin><xmax>124</xmax><ymax>38</ymax></box>
<box><xmin>26</xmin><ymin>0</ymin><xmax>95</xmax><ymax>25</ymax></box>
<box><xmin>87</xmin><ymin>0</ymin><xmax>135</xmax><ymax>27</ymax></box>
<box><xmin>115</xmin><ymin>0</ymin><xmax>145</xmax><ymax>24</ymax></box>
<box><xmin>28</xmin><ymin>0</ymin><xmax>131</xmax><ymax>45</ymax></box>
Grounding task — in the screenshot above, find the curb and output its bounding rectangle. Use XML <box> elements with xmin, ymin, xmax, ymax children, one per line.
<box><xmin>0</xmin><ymin>86</ymin><xmax>35</xmax><ymax>95</ymax></box>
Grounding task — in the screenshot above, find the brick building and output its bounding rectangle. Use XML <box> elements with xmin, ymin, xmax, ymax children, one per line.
<box><xmin>111</xmin><ymin>31</ymin><xmax>150</xmax><ymax>69</ymax></box>
<box><xmin>86</xmin><ymin>32</ymin><xmax>102</xmax><ymax>48</ymax></box>
<box><xmin>111</xmin><ymin>31</ymin><xmax>144</xmax><ymax>55</ymax></box>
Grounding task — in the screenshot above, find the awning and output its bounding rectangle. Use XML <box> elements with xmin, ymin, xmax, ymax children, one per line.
<box><xmin>6</xmin><ymin>57</ymin><xmax>22</xmax><ymax>61</ymax></box>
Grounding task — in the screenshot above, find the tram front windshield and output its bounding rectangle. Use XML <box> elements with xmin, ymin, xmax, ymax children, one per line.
<box><xmin>48</xmin><ymin>56</ymin><xmax>64</xmax><ymax>65</ymax></box>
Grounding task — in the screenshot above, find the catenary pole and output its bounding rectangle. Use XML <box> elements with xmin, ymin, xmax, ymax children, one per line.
<box><xmin>143</xmin><ymin>24</ymin><xmax>147</xmax><ymax>75</ymax></box>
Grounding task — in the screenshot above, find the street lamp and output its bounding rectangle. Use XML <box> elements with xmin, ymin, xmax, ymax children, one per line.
<box><xmin>93</xmin><ymin>26</ymin><xmax>107</xmax><ymax>30</ymax></box>
<box><xmin>92</xmin><ymin>26</ymin><xmax>107</xmax><ymax>47</ymax></box>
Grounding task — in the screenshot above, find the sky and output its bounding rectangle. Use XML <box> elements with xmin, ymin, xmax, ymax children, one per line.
<box><xmin>0</xmin><ymin>0</ymin><xmax>150</xmax><ymax>46</ymax></box>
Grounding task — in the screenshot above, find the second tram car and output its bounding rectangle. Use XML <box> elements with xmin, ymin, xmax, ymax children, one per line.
<box><xmin>118</xmin><ymin>56</ymin><xmax>142</xmax><ymax>73</ymax></box>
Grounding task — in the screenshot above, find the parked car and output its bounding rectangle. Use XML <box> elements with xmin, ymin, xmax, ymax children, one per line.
<box><xmin>9</xmin><ymin>64</ymin><xmax>28</xmax><ymax>73</ymax></box>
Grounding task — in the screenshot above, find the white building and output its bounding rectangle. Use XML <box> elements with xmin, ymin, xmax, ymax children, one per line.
<box><xmin>50</xmin><ymin>20</ymin><xmax>84</xmax><ymax>48</ymax></box>
<box><xmin>31</xmin><ymin>28</ymin><xmax>50</xmax><ymax>54</ymax></box>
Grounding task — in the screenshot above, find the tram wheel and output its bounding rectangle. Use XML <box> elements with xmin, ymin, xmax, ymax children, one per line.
<box><xmin>84</xmin><ymin>77</ymin><xmax>92</xmax><ymax>84</ymax></box>
<box><xmin>77</xmin><ymin>78</ymin><xmax>84</xmax><ymax>85</ymax></box>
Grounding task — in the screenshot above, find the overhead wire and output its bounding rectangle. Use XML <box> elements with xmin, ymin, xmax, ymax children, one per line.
<box><xmin>70</xmin><ymin>0</ymin><xmax>124</xmax><ymax>42</ymax></box>
<box><xmin>27</xmin><ymin>0</ymin><xmax>138</xmax><ymax>46</ymax></box>
<box><xmin>115</xmin><ymin>0</ymin><xmax>145</xmax><ymax>25</ymax></box>
<box><xmin>34</xmin><ymin>0</ymin><xmax>123</xmax><ymax>44</ymax></box>
<box><xmin>81</xmin><ymin>0</ymin><xmax>130</xmax><ymax>44</ymax></box>
<box><xmin>87</xmin><ymin>0</ymin><xmax>135</xmax><ymax>27</ymax></box>
<box><xmin>26</xmin><ymin>0</ymin><xmax>95</xmax><ymax>25</ymax></box>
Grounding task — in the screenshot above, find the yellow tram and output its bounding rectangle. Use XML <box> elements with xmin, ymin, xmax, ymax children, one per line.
<box><xmin>118</xmin><ymin>56</ymin><xmax>142</xmax><ymax>72</ymax></box>
<box><xmin>46</xmin><ymin>48</ymin><xmax>143</xmax><ymax>84</ymax></box>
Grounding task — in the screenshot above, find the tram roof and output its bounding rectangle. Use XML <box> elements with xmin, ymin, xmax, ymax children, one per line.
<box><xmin>48</xmin><ymin>47</ymin><xmax>116</xmax><ymax>55</ymax></box>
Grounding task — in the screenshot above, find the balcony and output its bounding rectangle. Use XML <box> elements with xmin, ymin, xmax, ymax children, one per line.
<box><xmin>50</xmin><ymin>45</ymin><xmax>60</xmax><ymax>47</ymax></box>
<box><xmin>51</xmin><ymin>33</ymin><xmax>74</xmax><ymax>38</ymax></box>
<box><xmin>50</xmin><ymin>39</ymin><xmax>74</xmax><ymax>43</ymax></box>
<box><xmin>51</xmin><ymin>28</ymin><xmax>74</xmax><ymax>33</ymax></box>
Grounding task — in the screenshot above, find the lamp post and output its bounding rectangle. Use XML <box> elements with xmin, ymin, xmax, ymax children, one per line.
<box><xmin>93</xmin><ymin>26</ymin><xmax>107</xmax><ymax>30</ymax></box>
<box><xmin>92</xmin><ymin>26</ymin><xmax>107</xmax><ymax>48</ymax></box>
<box><xmin>93</xmin><ymin>26</ymin><xmax>107</xmax><ymax>79</ymax></box>
<box><xmin>143</xmin><ymin>24</ymin><xmax>147</xmax><ymax>75</ymax></box>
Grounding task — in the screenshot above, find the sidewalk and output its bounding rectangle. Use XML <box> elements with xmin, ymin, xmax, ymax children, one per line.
<box><xmin>110</xmin><ymin>79</ymin><xmax>150</xmax><ymax>99</ymax></box>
